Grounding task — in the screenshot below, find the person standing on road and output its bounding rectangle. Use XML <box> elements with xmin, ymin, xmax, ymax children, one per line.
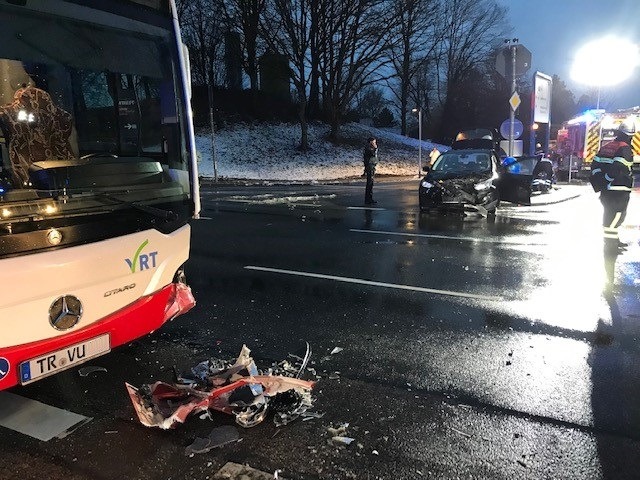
<box><xmin>363</xmin><ymin>137</ymin><xmax>378</xmax><ymax>205</ymax></box>
<box><xmin>589</xmin><ymin>122</ymin><xmax>634</xmax><ymax>286</ymax></box>
<box><xmin>428</xmin><ymin>147</ymin><xmax>441</xmax><ymax>167</ymax></box>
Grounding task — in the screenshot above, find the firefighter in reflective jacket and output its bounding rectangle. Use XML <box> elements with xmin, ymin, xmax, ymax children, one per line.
<box><xmin>590</xmin><ymin>123</ymin><xmax>634</xmax><ymax>284</ymax></box>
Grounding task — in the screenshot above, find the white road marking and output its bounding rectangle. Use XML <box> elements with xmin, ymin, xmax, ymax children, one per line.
<box><xmin>245</xmin><ymin>266</ymin><xmax>502</xmax><ymax>302</ymax></box>
<box><xmin>350</xmin><ymin>228</ymin><xmax>528</xmax><ymax>245</ymax></box>
<box><xmin>347</xmin><ymin>206</ymin><xmax>386</xmax><ymax>211</ymax></box>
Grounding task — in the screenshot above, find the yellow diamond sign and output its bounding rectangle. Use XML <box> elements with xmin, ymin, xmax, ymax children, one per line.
<box><xmin>509</xmin><ymin>92</ymin><xmax>521</xmax><ymax>111</ymax></box>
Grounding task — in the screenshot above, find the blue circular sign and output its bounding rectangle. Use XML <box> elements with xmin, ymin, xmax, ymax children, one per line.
<box><xmin>0</xmin><ymin>357</ymin><xmax>9</xmax><ymax>381</ymax></box>
<box><xmin>500</xmin><ymin>119</ymin><xmax>524</xmax><ymax>140</ymax></box>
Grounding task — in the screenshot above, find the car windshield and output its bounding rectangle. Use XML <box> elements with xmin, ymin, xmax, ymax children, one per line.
<box><xmin>432</xmin><ymin>152</ymin><xmax>492</xmax><ymax>174</ymax></box>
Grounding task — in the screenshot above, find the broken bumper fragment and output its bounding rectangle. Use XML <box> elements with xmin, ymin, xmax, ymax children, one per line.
<box><xmin>126</xmin><ymin>345</ymin><xmax>316</xmax><ymax>429</ymax></box>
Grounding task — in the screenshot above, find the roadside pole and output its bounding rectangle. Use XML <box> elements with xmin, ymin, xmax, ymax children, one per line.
<box><xmin>418</xmin><ymin>108</ymin><xmax>422</xmax><ymax>175</ymax></box>
<box><xmin>208</xmin><ymin>82</ymin><xmax>218</xmax><ymax>182</ymax></box>
<box><xmin>509</xmin><ymin>44</ymin><xmax>516</xmax><ymax>156</ymax></box>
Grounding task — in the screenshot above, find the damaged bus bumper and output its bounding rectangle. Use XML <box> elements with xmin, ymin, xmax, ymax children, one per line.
<box><xmin>0</xmin><ymin>282</ymin><xmax>195</xmax><ymax>390</ymax></box>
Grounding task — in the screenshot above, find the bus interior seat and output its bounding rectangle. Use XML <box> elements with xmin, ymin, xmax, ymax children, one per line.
<box><xmin>0</xmin><ymin>86</ymin><xmax>75</xmax><ymax>186</ymax></box>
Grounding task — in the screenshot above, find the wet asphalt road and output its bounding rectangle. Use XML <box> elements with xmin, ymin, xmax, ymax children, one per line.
<box><xmin>2</xmin><ymin>177</ymin><xmax>640</xmax><ymax>479</ymax></box>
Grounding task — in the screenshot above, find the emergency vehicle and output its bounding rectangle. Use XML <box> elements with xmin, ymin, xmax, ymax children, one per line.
<box><xmin>556</xmin><ymin>107</ymin><xmax>640</xmax><ymax>176</ymax></box>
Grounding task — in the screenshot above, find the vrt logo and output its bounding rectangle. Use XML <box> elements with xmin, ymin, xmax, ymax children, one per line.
<box><xmin>125</xmin><ymin>240</ymin><xmax>159</xmax><ymax>273</ymax></box>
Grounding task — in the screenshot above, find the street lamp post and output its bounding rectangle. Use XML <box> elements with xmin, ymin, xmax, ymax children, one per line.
<box><xmin>412</xmin><ymin>107</ymin><xmax>422</xmax><ymax>175</ymax></box>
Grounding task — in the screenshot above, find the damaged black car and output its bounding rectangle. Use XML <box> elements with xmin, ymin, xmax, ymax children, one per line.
<box><xmin>418</xmin><ymin>129</ymin><xmax>534</xmax><ymax>215</ymax></box>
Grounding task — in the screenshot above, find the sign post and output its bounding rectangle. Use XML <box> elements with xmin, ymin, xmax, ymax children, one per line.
<box><xmin>496</xmin><ymin>42</ymin><xmax>531</xmax><ymax>156</ymax></box>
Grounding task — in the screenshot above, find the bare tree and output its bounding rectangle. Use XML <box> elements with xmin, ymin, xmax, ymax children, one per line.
<box><xmin>436</xmin><ymin>0</ymin><xmax>509</xmax><ymax>138</ymax></box>
<box><xmin>262</xmin><ymin>0</ymin><xmax>313</xmax><ymax>150</ymax></box>
<box><xmin>176</xmin><ymin>0</ymin><xmax>226</xmax><ymax>86</ymax></box>
<box><xmin>385</xmin><ymin>0</ymin><xmax>440</xmax><ymax>135</ymax></box>
<box><xmin>221</xmin><ymin>0</ymin><xmax>267</xmax><ymax>91</ymax></box>
<box><xmin>316</xmin><ymin>0</ymin><xmax>394</xmax><ymax>140</ymax></box>
<box><xmin>355</xmin><ymin>86</ymin><xmax>387</xmax><ymax>119</ymax></box>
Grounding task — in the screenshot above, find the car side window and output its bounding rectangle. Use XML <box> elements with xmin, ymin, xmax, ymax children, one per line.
<box><xmin>503</xmin><ymin>156</ymin><xmax>537</xmax><ymax>175</ymax></box>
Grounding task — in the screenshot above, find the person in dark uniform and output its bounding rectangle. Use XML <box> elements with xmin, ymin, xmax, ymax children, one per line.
<box><xmin>531</xmin><ymin>154</ymin><xmax>554</xmax><ymax>193</ymax></box>
<box><xmin>363</xmin><ymin>137</ymin><xmax>378</xmax><ymax>205</ymax></box>
<box><xmin>590</xmin><ymin>122</ymin><xmax>634</xmax><ymax>287</ymax></box>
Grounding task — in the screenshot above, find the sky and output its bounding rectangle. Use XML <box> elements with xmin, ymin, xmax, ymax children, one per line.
<box><xmin>497</xmin><ymin>0</ymin><xmax>640</xmax><ymax>110</ymax></box>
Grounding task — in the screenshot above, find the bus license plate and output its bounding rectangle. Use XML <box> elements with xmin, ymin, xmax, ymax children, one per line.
<box><xmin>19</xmin><ymin>334</ymin><xmax>111</xmax><ymax>385</ymax></box>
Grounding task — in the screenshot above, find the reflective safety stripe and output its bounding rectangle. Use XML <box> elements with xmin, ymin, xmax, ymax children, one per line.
<box><xmin>608</xmin><ymin>185</ymin><xmax>632</xmax><ymax>191</ymax></box>
<box><xmin>612</xmin><ymin>156</ymin><xmax>634</xmax><ymax>168</ymax></box>
<box><xmin>585</xmin><ymin>120</ymin><xmax>602</xmax><ymax>163</ymax></box>
<box><xmin>592</xmin><ymin>168</ymin><xmax>602</xmax><ymax>174</ymax></box>
<box><xmin>632</xmin><ymin>132</ymin><xmax>640</xmax><ymax>156</ymax></box>
<box><xmin>604</xmin><ymin>232</ymin><xmax>619</xmax><ymax>239</ymax></box>
<box><xmin>594</xmin><ymin>156</ymin><xmax>613</xmax><ymax>164</ymax></box>
<box><xmin>605</xmin><ymin>174</ymin><xmax>614</xmax><ymax>181</ymax></box>
<box><xmin>609</xmin><ymin>212</ymin><xmax>622</xmax><ymax>229</ymax></box>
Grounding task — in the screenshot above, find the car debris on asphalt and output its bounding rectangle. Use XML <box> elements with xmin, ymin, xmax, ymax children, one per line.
<box><xmin>184</xmin><ymin>425</ymin><xmax>240</xmax><ymax>455</ymax></box>
<box><xmin>78</xmin><ymin>366</ymin><xmax>108</xmax><ymax>377</ymax></box>
<box><xmin>126</xmin><ymin>345</ymin><xmax>316</xmax><ymax>430</ymax></box>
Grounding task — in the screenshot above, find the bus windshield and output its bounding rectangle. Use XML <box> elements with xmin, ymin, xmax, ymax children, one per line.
<box><xmin>0</xmin><ymin>5</ymin><xmax>192</xmax><ymax>226</ymax></box>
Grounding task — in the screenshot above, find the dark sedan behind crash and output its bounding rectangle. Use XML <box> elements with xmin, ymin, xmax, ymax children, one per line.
<box><xmin>419</xmin><ymin>129</ymin><xmax>535</xmax><ymax>215</ymax></box>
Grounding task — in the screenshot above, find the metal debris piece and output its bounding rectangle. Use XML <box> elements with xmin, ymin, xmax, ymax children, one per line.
<box><xmin>301</xmin><ymin>411</ymin><xmax>325</xmax><ymax>421</ymax></box>
<box><xmin>451</xmin><ymin>427</ymin><xmax>472</xmax><ymax>438</ymax></box>
<box><xmin>184</xmin><ymin>425</ymin><xmax>240</xmax><ymax>455</ymax></box>
<box><xmin>213</xmin><ymin>462</ymin><xmax>279</xmax><ymax>480</ymax></box>
<box><xmin>297</xmin><ymin>342</ymin><xmax>311</xmax><ymax>378</ymax></box>
<box><xmin>78</xmin><ymin>366</ymin><xmax>107</xmax><ymax>377</ymax></box>
<box><xmin>327</xmin><ymin>423</ymin><xmax>349</xmax><ymax>437</ymax></box>
<box><xmin>127</xmin><ymin>345</ymin><xmax>316</xmax><ymax>430</ymax></box>
<box><xmin>332</xmin><ymin>436</ymin><xmax>355</xmax><ymax>445</ymax></box>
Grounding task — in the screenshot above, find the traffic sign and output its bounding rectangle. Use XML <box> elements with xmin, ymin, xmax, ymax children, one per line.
<box><xmin>509</xmin><ymin>92</ymin><xmax>521</xmax><ymax>111</ymax></box>
<box><xmin>500</xmin><ymin>118</ymin><xmax>524</xmax><ymax>139</ymax></box>
<box><xmin>495</xmin><ymin>44</ymin><xmax>532</xmax><ymax>78</ymax></box>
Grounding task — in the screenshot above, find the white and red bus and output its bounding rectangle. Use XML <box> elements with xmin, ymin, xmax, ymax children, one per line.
<box><xmin>0</xmin><ymin>0</ymin><xmax>199</xmax><ymax>390</ymax></box>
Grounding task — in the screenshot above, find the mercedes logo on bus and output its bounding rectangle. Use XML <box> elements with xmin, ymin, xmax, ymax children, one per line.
<box><xmin>49</xmin><ymin>295</ymin><xmax>83</xmax><ymax>331</ymax></box>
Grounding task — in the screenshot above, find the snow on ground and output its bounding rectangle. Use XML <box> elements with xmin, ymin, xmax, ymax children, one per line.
<box><xmin>195</xmin><ymin>121</ymin><xmax>448</xmax><ymax>182</ymax></box>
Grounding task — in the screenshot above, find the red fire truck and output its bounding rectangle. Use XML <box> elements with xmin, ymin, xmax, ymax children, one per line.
<box><xmin>556</xmin><ymin>107</ymin><xmax>640</xmax><ymax>178</ymax></box>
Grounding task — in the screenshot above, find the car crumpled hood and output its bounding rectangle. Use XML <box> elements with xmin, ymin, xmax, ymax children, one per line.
<box><xmin>426</xmin><ymin>172</ymin><xmax>490</xmax><ymax>194</ymax></box>
<box><xmin>440</xmin><ymin>177</ymin><xmax>480</xmax><ymax>193</ymax></box>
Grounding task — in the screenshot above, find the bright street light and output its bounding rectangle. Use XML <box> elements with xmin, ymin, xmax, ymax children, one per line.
<box><xmin>571</xmin><ymin>36</ymin><xmax>640</xmax><ymax>108</ymax></box>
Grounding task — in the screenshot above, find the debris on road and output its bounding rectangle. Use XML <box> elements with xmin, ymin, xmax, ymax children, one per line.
<box><xmin>126</xmin><ymin>345</ymin><xmax>316</xmax><ymax>430</ymax></box>
<box><xmin>330</xmin><ymin>347</ymin><xmax>343</xmax><ymax>355</ymax></box>
<box><xmin>184</xmin><ymin>425</ymin><xmax>240</xmax><ymax>455</ymax></box>
<box><xmin>327</xmin><ymin>423</ymin><xmax>356</xmax><ymax>446</ymax></box>
<box><xmin>331</xmin><ymin>436</ymin><xmax>355</xmax><ymax>446</ymax></box>
<box><xmin>213</xmin><ymin>462</ymin><xmax>282</xmax><ymax>480</ymax></box>
<box><xmin>78</xmin><ymin>366</ymin><xmax>108</xmax><ymax>377</ymax></box>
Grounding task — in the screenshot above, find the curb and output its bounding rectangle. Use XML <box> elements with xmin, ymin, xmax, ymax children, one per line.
<box><xmin>530</xmin><ymin>193</ymin><xmax>583</xmax><ymax>206</ymax></box>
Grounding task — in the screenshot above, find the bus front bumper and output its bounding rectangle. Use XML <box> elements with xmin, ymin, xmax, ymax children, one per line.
<box><xmin>0</xmin><ymin>282</ymin><xmax>195</xmax><ymax>390</ymax></box>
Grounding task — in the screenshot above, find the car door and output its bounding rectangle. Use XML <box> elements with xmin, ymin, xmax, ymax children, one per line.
<box><xmin>497</xmin><ymin>156</ymin><xmax>536</xmax><ymax>205</ymax></box>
